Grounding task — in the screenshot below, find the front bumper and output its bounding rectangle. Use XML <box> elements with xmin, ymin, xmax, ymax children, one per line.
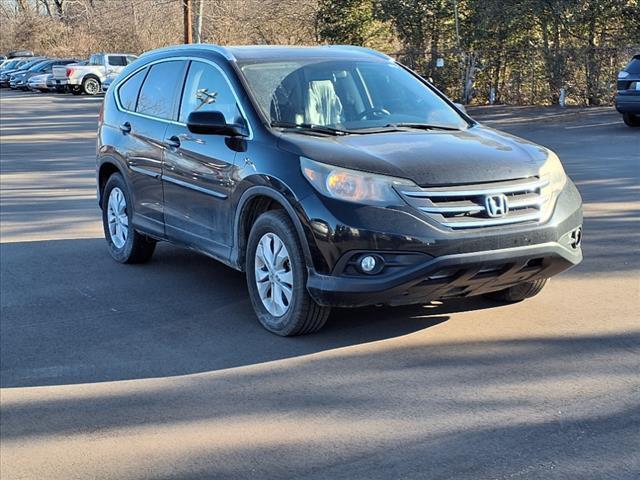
<box><xmin>300</xmin><ymin>180</ymin><xmax>583</xmax><ymax>307</ymax></box>
<box><xmin>308</xmin><ymin>241</ymin><xmax>581</xmax><ymax>307</ymax></box>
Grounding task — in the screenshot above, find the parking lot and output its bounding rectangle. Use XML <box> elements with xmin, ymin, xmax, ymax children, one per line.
<box><xmin>1</xmin><ymin>89</ymin><xmax>638</xmax><ymax>479</ymax></box>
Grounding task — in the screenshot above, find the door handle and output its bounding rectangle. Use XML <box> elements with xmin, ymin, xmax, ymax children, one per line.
<box><xmin>166</xmin><ymin>136</ymin><xmax>181</xmax><ymax>149</ymax></box>
<box><xmin>119</xmin><ymin>122</ymin><xmax>131</xmax><ymax>134</ymax></box>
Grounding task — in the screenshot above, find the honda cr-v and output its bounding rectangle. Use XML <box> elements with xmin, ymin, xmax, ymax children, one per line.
<box><xmin>97</xmin><ymin>45</ymin><xmax>583</xmax><ymax>335</ymax></box>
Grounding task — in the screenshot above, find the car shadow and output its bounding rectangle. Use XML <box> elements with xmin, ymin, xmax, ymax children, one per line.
<box><xmin>0</xmin><ymin>238</ymin><xmax>510</xmax><ymax>388</ymax></box>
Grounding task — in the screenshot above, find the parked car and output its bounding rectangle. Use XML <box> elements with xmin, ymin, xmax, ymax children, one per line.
<box><xmin>9</xmin><ymin>58</ymin><xmax>50</xmax><ymax>89</ymax></box>
<box><xmin>97</xmin><ymin>45</ymin><xmax>583</xmax><ymax>336</ymax></box>
<box><xmin>51</xmin><ymin>60</ymin><xmax>87</xmax><ymax>92</ymax></box>
<box><xmin>616</xmin><ymin>54</ymin><xmax>640</xmax><ymax>127</ymax></box>
<box><xmin>62</xmin><ymin>53</ymin><xmax>136</xmax><ymax>95</ymax></box>
<box><xmin>0</xmin><ymin>58</ymin><xmax>21</xmax><ymax>72</ymax></box>
<box><xmin>1</xmin><ymin>57</ymin><xmax>45</xmax><ymax>87</ymax></box>
<box><xmin>12</xmin><ymin>58</ymin><xmax>77</xmax><ymax>91</ymax></box>
<box><xmin>27</xmin><ymin>73</ymin><xmax>53</xmax><ymax>92</ymax></box>
<box><xmin>5</xmin><ymin>50</ymin><xmax>34</xmax><ymax>59</ymax></box>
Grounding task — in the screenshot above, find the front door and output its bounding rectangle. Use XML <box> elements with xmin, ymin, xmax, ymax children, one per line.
<box><xmin>162</xmin><ymin>60</ymin><xmax>249</xmax><ymax>255</ymax></box>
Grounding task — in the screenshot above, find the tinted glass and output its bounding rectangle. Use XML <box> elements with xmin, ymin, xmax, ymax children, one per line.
<box><xmin>178</xmin><ymin>61</ymin><xmax>245</xmax><ymax>128</ymax></box>
<box><xmin>19</xmin><ymin>59</ymin><xmax>43</xmax><ymax>70</ymax></box>
<box><xmin>108</xmin><ymin>56</ymin><xmax>127</xmax><ymax>67</ymax></box>
<box><xmin>118</xmin><ymin>68</ymin><xmax>147</xmax><ymax>111</ymax></box>
<box><xmin>239</xmin><ymin>59</ymin><xmax>466</xmax><ymax>130</ymax></box>
<box><xmin>28</xmin><ymin>61</ymin><xmax>49</xmax><ymax>72</ymax></box>
<box><xmin>2</xmin><ymin>60</ymin><xmax>19</xmax><ymax>69</ymax></box>
<box><xmin>625</xmin><ymin>57</ymin><xmax>640</xmax><ymax>74</ymax></box>
<box><xmin>89</xmin><ymin>54</ymin><xmax>103</xmax><ymax>66</ymax></box>
<box><xmin>137</xmin><ymin>61</ymin><xmax>186</xmax><ymax>120</ymax></box>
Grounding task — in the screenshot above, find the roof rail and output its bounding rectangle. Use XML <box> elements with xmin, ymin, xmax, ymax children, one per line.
<box><xmin>139</xmin><ymin>43</ymin><xmax>235</xmax><ymax>61</ymax></box>
<box><xmin>325</xmin><ymin>45</ymin><xmax>393</xmax><ymax>61</ymax></box>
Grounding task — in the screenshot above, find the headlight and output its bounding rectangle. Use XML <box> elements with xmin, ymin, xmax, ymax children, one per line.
<box><xmin>539</xmin><ymin>150</ymin><xmax>567</xmax><ymax>222</ymax></box>
<box><xmin>301</xmin><ymin>157</ymin><xmax>412</xmax><ymax>206</ymax></box>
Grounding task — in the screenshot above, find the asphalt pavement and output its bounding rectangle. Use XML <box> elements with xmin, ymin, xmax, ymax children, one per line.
<box><xmin>1</xmin><ymin>89</ymin><xmax>639</xmax><ymax>479</ymax></box>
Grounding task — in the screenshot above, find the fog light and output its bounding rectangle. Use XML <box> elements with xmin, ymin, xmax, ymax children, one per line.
<box><xmin>359</xmin><ymin>255</ymin><xmax>384</xmax><ymax>274</ymax></box>
<box><xmin>360</xmin><ymin>256</ymin><xmax>377</xmax><ymax>272</ymax></box>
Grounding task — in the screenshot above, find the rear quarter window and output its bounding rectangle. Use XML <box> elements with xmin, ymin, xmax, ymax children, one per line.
<box><xmin>117</xmin><ymin>68</ymin><xmax>148</xmax><ymax>111</ymax></box>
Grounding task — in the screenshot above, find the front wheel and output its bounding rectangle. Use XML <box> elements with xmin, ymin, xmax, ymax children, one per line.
<box><xmin>622</xmin><ymin>113</ymin><xmax>640</xmax><ymax>127</ymax></box>
<box><xmin>246</xmin><ymin>210</ymin><xmax>331</xmax><ymax>336</ymax></box>
<box><xmin>101</xmin><ymin>173</ymin><xmax>156</xmax><ymax>264</ymax></box>
<box><xmin>485</xmin><ymin>279</ymin><xmax>548</xmax><ymax>303</ymax></box>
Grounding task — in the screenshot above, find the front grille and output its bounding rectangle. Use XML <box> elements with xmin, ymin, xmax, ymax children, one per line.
<box><xmin>399</xmin><ymin>177</ymin><xmax>548</xmax><ymax>229</ymax></box>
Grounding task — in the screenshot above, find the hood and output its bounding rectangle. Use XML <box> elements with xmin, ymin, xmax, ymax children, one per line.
<box><xmin>277</xmin><ymin>125</ymin><xmax>550</xmax><ymax>186</ymax></box>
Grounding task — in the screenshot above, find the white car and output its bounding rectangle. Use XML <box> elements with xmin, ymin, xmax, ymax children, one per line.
<box><xmin>55</xmin><ymin>53</ymin><xmax>136</xmax><ymax>95</ymax></box>
<box><xmin>27</xmin><ymin>73</ymin><xmax>52</xmax><ymax>92</ymax></box>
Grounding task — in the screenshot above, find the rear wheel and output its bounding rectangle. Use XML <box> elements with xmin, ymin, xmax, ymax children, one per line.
<box><xmin>101</xmin><ymin>173</ymin><xmax>156</xmax><ymax>264</ymax></box>
<box><xmin>70</xmin><ymin>85</ymin><xmax>82</xmax><ymax>95</ymax></box>
<box><xmin>82</xmin><ymin>77</ymin><xmax>101</xmax><ymax>96</ymax></box>
<box><xmin>622</xmin><ymin>113</ymin><xmax>640</xmax><ymax>127</ymax></box>
<box><xmin>485</xmin><ymin>279</ymin><xmax>548</xmax><ymax>303</ymax></box>
<box><xmin>246</xmin><ymin>210</ymin><xmax>331</xmax><ymax>336</ymax></box>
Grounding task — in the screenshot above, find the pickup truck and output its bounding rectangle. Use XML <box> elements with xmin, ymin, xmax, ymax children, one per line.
<box><xmin>52</xmin><ymin>53</ymin><xmax>136</xmax><ymax>95</ymax></box>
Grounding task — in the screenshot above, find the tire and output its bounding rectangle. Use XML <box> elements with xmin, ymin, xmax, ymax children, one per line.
<box><xmin>82</xmin><ymin>76</ymin><xmax>101</xmax><ymax>96</ymax></box>
<box><xmin>101</xmin><ymin>173</ymin><xmax>156</xmax><ymax>264</ymax></box>
<box><xmin>622</xmin><ymin>113</ymin><xmax>640</xmax><ymax>127</ymax></box>
<box><xmin>485</xmin><ymin>278</ymin><xmax>548</xmax><ymax>303</ymax></box>
<box><xmin>70</xmin><ymin>85</ymin><xmax>82</xmax><ymax>95</ymax></box>
<box><xmin>246</xmin><ymin>210</ymin><xmax>331</xmax><ymax>336</ymax></box>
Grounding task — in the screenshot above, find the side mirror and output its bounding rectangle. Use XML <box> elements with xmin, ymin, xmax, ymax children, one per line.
<box><xmin>187</xmin><ymin>111</ymin><xmax>246</xmax><ymax>137</ymax></box>
<box><xmin>454</xmin><ymin>102</ymin><xmax>467</xmax><ymax>114</ymax></box>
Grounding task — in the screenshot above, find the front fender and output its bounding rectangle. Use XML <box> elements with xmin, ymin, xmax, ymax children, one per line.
<box><xmin>230</xmin><ymin>178</ymin><xmax>326</xmax><ymax>273</ymax></box>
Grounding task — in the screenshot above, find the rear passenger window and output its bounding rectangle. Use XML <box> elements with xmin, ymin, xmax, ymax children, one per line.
<box><xmin>118</xmin><ymin>68</ymin><xmax>147</xmax><ymax>111</ymax></box>
<box><xmin>137</xmin><ymin>61</ymin><xmax>187</xmax><ymax>120</ymax></box>
<box><xmin>108</xmin><ymin>56</ymin><xmax>128</xmax><ymax>67</ymax></box>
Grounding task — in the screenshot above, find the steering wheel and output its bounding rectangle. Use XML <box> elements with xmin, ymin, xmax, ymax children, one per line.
<box><xmin>356</xmin><ymin>108</ymin><xmax>391</xmax><ymax>120</ymax></box>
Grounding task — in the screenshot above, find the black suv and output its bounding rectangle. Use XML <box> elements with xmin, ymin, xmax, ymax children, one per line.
<box><xmin>616</xmin><ymin>54</ymin><xmax>640</xmax><ymax>127</ymax></box>
<box><xmin>97</xmin><ymin>45</ymin><xmax>583</xmax><ymax>336</ymax></box>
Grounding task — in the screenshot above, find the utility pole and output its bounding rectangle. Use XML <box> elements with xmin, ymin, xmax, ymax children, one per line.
<box><xmin>194</xmin><ymin>0</ymin><xmax>204</xmax><ymax>43</ymax></box>
<box><xmin>183</xmin><ymin>0</ymin><xmax>193</xmax><ymax>44</ymax></box>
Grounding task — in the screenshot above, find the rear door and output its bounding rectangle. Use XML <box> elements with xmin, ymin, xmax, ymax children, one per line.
<box><xmin>116</xmin><ymin>60</ymin><xmax>187</xmax><ymax>236</ymax></box>
<box><xmin>162</xmin><ymin>59</ymin><xmax>249</xmax><ymax>253</ymax></box>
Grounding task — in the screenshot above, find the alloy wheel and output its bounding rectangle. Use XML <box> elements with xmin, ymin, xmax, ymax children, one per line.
<box><xmin>107</xmin><ymin>187</ymin><xmax>128</xmax><ymax>249</ymax></box>
<box><xmin>85</xmin><ymin>78</ymin><xmax>100</xmax><ymax>95</ymax></box>
<box><xmin>254</xmin><ymin>232</ymin><xmax>294</xmax><ymax>317</ymax></box>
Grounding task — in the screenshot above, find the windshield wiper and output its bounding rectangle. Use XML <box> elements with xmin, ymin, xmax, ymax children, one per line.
<box><xmin>270</xmin><ymin>121</ymin><xmax>350</xmax><ymax>136</ymax></box>
<box><xmin>384</xmin><ymin>123</ymin><xmax>461</xmax><ymax>131</ymax></box>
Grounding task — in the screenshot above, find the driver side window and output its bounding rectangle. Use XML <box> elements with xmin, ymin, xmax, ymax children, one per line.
<box><xmin>179</xmin><ymin>61</ymin><xmax>246</xmax><ymax>131</ymax></box>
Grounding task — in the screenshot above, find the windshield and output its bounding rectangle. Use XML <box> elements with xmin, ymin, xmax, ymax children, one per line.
<box><xmin>625</xmin><ymin>56</ymin><xmax>640</xmax><ymax>74</ymax></box>
<box><xmin>238</xmin><ymin>59</ymin><xmax>468</xmax><ymax>132</ymax></box>
<box><xmin>28</xmin><ymin>61</ymin><xmax>50</xmax><ymax>72</ymax></box>
<box><xmin>2</xmin><ymin>60</ymin><xmax>19</xmax><ymax>70</ymax></box>
<box><xmin>19</xmin><ymin>59</ymin><xmax>42</xmax><ymax>70</ymax></box>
